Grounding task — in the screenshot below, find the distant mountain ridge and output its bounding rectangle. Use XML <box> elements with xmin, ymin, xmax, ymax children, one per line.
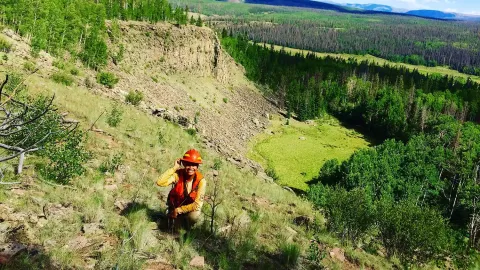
<box><xmin>345</xmin><ymin>3</ymin><xmax>392</xmax><ymax>12</ymax></box>
<box><xmin>242</xmin><ymin>0</ymin><xmax>454</xmax><ymax>20</ymax></box>
<box><xmin>406</xmin><ymin>10</ymin><xmax>456</xmax><ymax>19</ymax></box>
<box><xmin>245</xmin><ymin>0</ymin><xmax>352</xmax><ymax>13</ymax></box>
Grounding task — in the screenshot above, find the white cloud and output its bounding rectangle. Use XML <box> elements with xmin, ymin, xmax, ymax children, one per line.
<box><xmin>444</xmin><ymin>8</ymin><xmax>457</xmax><ymax>12</ymax></box>
<box><xmin>463</xmin><ymin>11</ymin><xmax>480</xmax><ymax>16</ymax></box>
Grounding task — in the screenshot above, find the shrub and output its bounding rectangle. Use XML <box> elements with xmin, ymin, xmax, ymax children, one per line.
<box><xmin>23</xmin><ymin>61</ymin><xmax>36</xmax><ymax>72</ymax></box>
<box><xmin>106</xmin><ymin>104</ymin><xmax>123</xmax><ymax>127</ymax></box>
<box><xmin>307</xmin><ymin>237</ymin><xmax>326</xmax><ymax>266</ymax></box>
<box><xmin>213</xmin><ymin>158</ymin><xmax>223</xmax><ymax>170</ymax></box>
<box><xmin>108</xmin><ymin>19</ymin><xmax>122</xmax><ymax>42</ymax></box>
<box><xmin>70</xmin><ymin>67</ymin><xmax>79</xmax><ymax>76</ymax></box>
<box><xmin>194</xmin><ymin>111</ymin><xmax>200</xmax><ymax>124</ymax></box>
<box><xmin>85</xmin><ymin>77</ymin><xmax>95</xmax><ymax>89</ymax></box>
<box><xmin>2</xmin><ymin>54</ymin><xmax>7</xmax><ymax>61</ymax></box>
<box><xmin>0</xmin><ymin>37</ymin><xmax>12</xmax><ymax>52</ymax></box>
<box><xmin>309</xmin><ymin>185</ymin><xmax>375</xmax><ymax>244</ymax></box>
<box><xmin>51</xmin><ymin>72</ymin><xmax>74</xmax><ymax>86</ymax></box>
<box><xmin>157</xmin><ymin>129</ymin><xmax>166</xmax><ymax>145</ymax></box>
<box><xmin>112</xmin><ymin>44</ymin><xmax>125</xmax><ymax>65</ymax></box>
<box><xmin>97</xmin><ymin>72</ymin><xmax>119</xmax><ymax>88</ymax></box>
<box><xmin>186</xmin><ymin>128</ymin><xmax>196</xmax><ymax>136</ymax></box>
<box><xmin>40</xmin><ymin>130</ymin><xmax>90</xmax><ymax>184</ymax></box>
<box><xmin>52</xmin><ymin>60</ymin><xmax>66</xmax><ymax>69</ymax></box>
<box><xmin>223</xmin><ymin>97</ymin><xmax>228</xmax><ymax>103</ymax></box>
<box><xmin>265</xmin><ymin>166</ymin><xmax>279</xmax><ymax>181</ymax></box>
<box><xmin>279</xmin><ymin>243</ymin><xmax>300</xmax><ymax>267</ymax></box>
<box><xmin>99</xmin><ymin>153</ymin><xmax>123</xmax><ymax>174</ymax></box>
<box><xmin>376</xmin><ymin>200</ymin><xmax>452</xmax><ymax>263</ymax></box>
<box><xmin>125</xmin><ymin>90</ymin><xmax>143</xmax><ymax>106</ymax></box>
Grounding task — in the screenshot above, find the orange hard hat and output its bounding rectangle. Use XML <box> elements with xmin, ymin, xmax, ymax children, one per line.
<box><xmin>180</xmin><ymin>149</ymin><xmax>203</xmax><ymax>164</ymax></box>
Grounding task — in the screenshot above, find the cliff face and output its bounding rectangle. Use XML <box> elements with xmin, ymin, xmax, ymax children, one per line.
<box><xmin>117</xmin><ymin>21</ymin><xmax>230</xmax><ymax>83</ymax></box>
<box><xmin>102</xmin><ymin>21</ymin><xmax>275</xmax><ymax>167</ymax></box>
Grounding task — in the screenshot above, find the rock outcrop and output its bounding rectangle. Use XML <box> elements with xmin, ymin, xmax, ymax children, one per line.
<box><xmin>114</xmin><ymin>21</ymin><xmax>230</xmax><ymax>83</ymax></box>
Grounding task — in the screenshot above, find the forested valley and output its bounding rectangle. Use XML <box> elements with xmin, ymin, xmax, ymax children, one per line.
<box><xmin>222</xmin><ymin>35</ymin><xmax>480</xmax><ymax>267</ymax></box>
<box><xmin>213</xmin><ymin>17</ymin><xmax>480</xmax><ymax>75</ymax></box>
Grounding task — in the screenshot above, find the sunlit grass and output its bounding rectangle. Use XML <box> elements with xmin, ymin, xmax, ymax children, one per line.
<box><xmin>249</xmin><ymin>115</ymin><xmax>370</xmax><ymax>190</ymax></box>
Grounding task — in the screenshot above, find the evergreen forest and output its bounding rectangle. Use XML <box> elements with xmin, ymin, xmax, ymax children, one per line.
<box><xmin>218</xmin><ymin>19</ymin><xmax>480</xmax><ymax>75</ymax></box>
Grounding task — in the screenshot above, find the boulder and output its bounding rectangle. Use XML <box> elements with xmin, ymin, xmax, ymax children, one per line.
<box><xmin>218</xmin><ymin>225</ymin><xmax>232</xmax><ymax>235</ymax></box>
<box><xmin>82</xmin><ymin>223</ymin><xmax>104</xmax><ymax>236</ymax></box>
<box><xmin>329</xmin><ymin>247</ymin><xmax>345</xmax><ymax>262</ymax></box>
<box><xmin>0</xmin><ymin>242</ymin><xmax>26</xmax><ymax>264</ymax></box>
<box><xmin>65</xmin><ymin>236</ymin><xmax>89</xmax><ymax>250</ymax></box>
<box><xmin>189</xmin><ymin>256</ymin><xmax>205</xmax><ymax>268</ymax></box>
<box><xmin>293</xmin><ymin>215</ymin><xmax>313</xmax><ymax>228</ymax></box>
<box><xmin>234</xmin><ymin>211</ymin><xmax>251</xmax><ymax>229</ymax></box>
<box><xmin>114</xmin><ymin>199</ymin><xmax>130</xmax><ymax>212</ymax></box>
<box><xmin>252</xmin><ymin>118</ymin><xmax>260</xmax><ymax>127</ymax></box>
<box><xmin>285</xmin><ymin>226</ymin><xmax>297</xmax><ymax>236</ymax></box>
<box><xmin>44</xmin><ymin>203</ymin><xmax>74</xmax><ymax>220</ymax></box>
<box><xmin>104</xmin><ymin>184</ymin><xmax>118</xmax><ymax>191</ymax></box>
<box><xmin>10</xmin><ymin>189</ymin><xmax>26</xmax><ymax>196</ymax></box>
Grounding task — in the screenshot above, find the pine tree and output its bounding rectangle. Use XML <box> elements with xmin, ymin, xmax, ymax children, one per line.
<box><xmin>195</xmin><ymin>16</ymin><xmax>203</xmax><ymax>27</ymax></box>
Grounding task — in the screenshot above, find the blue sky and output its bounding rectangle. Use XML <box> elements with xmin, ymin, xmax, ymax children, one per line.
<box><xmin>340</xmin><ymin>0</ymin><xmax>480</xmax><ymax>15</ymax></box>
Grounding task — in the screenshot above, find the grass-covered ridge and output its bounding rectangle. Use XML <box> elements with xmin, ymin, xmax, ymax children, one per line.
<box><xmin>262</xmin><ymin>42</ymin><xmax>480</xmax><ymax>84</ymax></box>
<box><xmin>249</xmin><ymin>116</ymin><xmax>370</xmax><ymax>191</ymax></box>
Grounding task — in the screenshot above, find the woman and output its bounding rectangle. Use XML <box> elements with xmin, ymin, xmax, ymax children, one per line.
<box><xmin>156</xmin><ymin>149</ymin><xmax>206</xmax><ymax>230</ymax></box>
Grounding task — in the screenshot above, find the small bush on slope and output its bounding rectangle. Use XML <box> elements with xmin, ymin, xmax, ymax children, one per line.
<box><xmin>97</xmin><ymin>72</ymin><xmax>119</xmax><ymax>88</ymax></box>
<box><xmin>0</xmin><ymin>36</ymin><xmax>12</xmax><ymax>52</ymax></box>
<box><xmin>40</xmin><ymin>129</ymin><xmax>90</xmax><ymax>184</ymax></box>
<box><xmin>125</xmin><ymin>90</ymin><xmax>143</xmax><ymax>105</ymax></box>
<box><xmin>52</xmin><ymin>72</ymin><xmax>74</xmax><ymax>86</ymax></box>
<box><xmin>106</xmin><ymin>104</ymin><xmax>123</xmax><ymax>127</ymax></box>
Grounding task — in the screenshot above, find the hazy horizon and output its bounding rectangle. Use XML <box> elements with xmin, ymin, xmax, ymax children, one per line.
<box><xmin>334</xmin><ymin>0</ymin><xmax>480</xmax><ymax>15</ymax></box>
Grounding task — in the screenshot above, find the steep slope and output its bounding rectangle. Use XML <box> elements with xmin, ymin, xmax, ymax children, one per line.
<box><xmin>0</xmin><ymin>22</ymin><xmax>398</xmax><ymax>269</ymax></box>
<box><xmin>100</xmin><ymin>21</ymin><xmax>275</xmax><ymax>169</ymax></box>
<box><xmin>0</xmin><ymin>25</ymin><xmax>311</xmax><ymax>269</ymax></box>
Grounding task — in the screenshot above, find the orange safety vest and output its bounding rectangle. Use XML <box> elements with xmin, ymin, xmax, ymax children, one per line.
<box><xmin>168</xmin><ymin>169</ymin><xmax>203</xmax><ymax>209</ymax></box>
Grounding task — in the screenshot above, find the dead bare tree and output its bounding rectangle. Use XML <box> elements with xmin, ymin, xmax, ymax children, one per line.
<box><xmin>0</xmin><ymin>75</ymin><xmax>74</xmax><ymax>183</ymax></box>
<box><xmin>205</xmin><ymin>170</ymin><xmax>223</xmax><ymax>234</ymax></box>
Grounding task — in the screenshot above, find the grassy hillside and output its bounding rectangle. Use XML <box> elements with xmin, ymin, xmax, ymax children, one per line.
<box><xmin>248</xmin><ymin>116</ymin><xmax>370</xmax><ymax>191</ymax></box>
<box><xmin>0</xmin><ymin>25</ymin><xmax>401</xmax><ymax>269</ymax></box>
<box><xmin>0</xmin><ymin>69</ymin><xmax>314</xmax><ymax>269</ymax></box>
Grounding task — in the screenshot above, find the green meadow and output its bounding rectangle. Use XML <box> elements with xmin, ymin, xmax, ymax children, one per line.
<box><xmin>248</xmin><ymin>116</ymin><xmax>370</xmax><ymax>191</ymax></box>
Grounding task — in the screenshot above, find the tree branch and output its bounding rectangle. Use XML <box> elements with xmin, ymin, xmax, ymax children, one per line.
<box><xmin>0</xmin><ymin>75</ymin><xmax>8</xmax><ymax>103</ymax></box>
